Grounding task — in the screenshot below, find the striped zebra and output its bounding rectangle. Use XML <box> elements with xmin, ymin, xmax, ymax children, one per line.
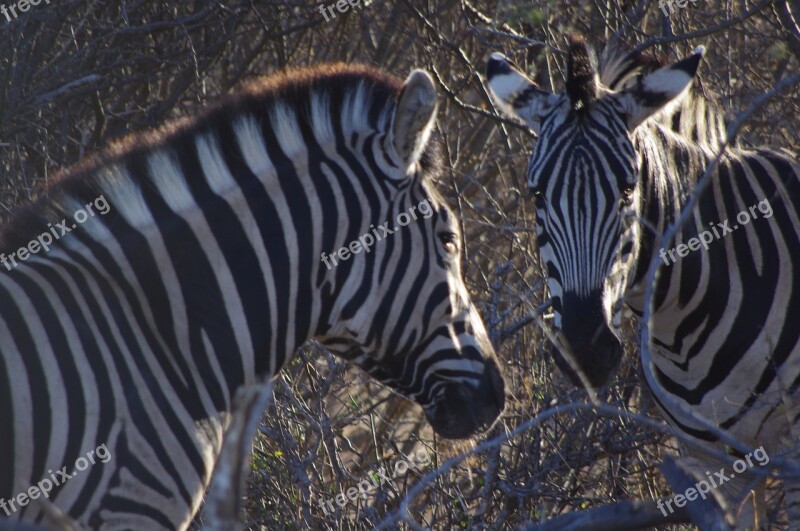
<box><xmin>487</xmin><ymin>36</ymin><xmax>800</xmax><ymax>525</ymax></box>
<box><xmin>0</xmin><ymin>63</ymin><xmax>506</xmax><ymax>530</ymax></box>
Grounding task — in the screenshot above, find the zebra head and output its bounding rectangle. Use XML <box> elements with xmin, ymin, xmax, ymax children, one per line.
<box><xmin>487</xmin><ymin>37</ymin><xmax>704</xmax><ymax>387</ymax></box>
<box><xmin>316</xmin><ymin>70</ymin><xmax>505</xmax><ymax>438</ymax></box>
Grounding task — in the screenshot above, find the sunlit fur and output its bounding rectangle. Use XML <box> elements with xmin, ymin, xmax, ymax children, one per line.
<box><xmin>0</xmin><ymin>64</ymin><xmax>504</xmax><ymax>529</ymax></box>
<box><xmin>489</xmin><ymin>37</ymin><xmax>800</xmax><ymax>524</ymax></box>
<box><xmin>621</xmin><ymin>78</ymin><xmax>800</xmax><ymax>530</ymax></box>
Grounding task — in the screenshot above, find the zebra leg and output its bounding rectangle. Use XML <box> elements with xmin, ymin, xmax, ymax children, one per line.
<box><xmin>775</xmin><ymin>383</ymin><xmax>800</xmax><ymax>527</ymax></box>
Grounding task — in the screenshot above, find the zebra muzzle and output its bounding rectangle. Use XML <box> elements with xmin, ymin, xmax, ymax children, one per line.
<box><xmin>425</xmin><ymin>359</ymin><xmax>505</xmax><ymax>439</ymax></box>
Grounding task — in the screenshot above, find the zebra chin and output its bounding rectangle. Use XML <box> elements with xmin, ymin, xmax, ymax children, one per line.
<box><xmin>423</xmin><ymin>359</ymin><xmax>506</xmax><ymax>439</ymax></box>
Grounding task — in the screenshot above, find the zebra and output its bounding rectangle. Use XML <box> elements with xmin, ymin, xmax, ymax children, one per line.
<box><xmin>487</xmin><ymin>35</ymin><xmax>800</xmax><ymax>525</ymax></box>
<box><xmin>0</xmin><ymin>63</ymin><xmax>506</xmax><ymax>530</ymax></box>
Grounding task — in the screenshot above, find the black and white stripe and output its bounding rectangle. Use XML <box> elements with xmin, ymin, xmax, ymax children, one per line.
<box><xmin>0</xmin><ymin>64</ymin><xmax>505</xmax><ymax>529</ymax></box>
<box><xmin>488</xmin><ymin>35</ymin><xmax>800</xmax><ymax>525</ymax></box>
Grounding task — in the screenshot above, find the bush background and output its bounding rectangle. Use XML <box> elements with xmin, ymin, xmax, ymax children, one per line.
<box><xmin>1</xmin><ymin>0</ymin><xmax>798</xmax><ymax>529</ymax></box>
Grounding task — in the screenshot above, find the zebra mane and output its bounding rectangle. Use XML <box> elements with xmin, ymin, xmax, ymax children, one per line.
<box><xmin>0</xmin><ymin>64</ymin><xmax>414</xmax><ymax>254</ymax></box>
<box><xmin>565</xmin><ymin>35</ymin><xmax>599</xmax><ymax>112</ymax></box>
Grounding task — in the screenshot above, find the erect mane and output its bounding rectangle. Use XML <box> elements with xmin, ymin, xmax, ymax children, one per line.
<box><xmin>58</xmin><ymin>63</ymin><xmax>404</xmax><ymax>184</ymax></box>
<box><xmin>0</xmin><ymin>64</ymin><xmax>408</xmax><ymax>253</ymax></box>
<box><xmin>565</xmin><ymin>34</ymin><xmax>598</xmax><ymax>112</ymax></box>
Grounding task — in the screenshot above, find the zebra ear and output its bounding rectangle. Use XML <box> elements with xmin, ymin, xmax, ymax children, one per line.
<box><xmin>616</xmin><ymin>46</ymin><xmax>705</xmax><ymax>130</ymax></box>
<box><xmin>486</xmin><ymin>52</ymin><xmax>557</xmax><ymax>134</ymax></box>
<box><xmin>392</xmin><ymin>69</ymin><xmax>438</xmax><ymax>168</ymax></box>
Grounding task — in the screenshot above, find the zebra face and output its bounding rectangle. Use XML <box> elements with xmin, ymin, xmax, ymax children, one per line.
<box><xmin>316</xmin><ymin>70</ymin><xmax>505</xmax><ymax>438</ymax></box>
<box><xmin>328</xmin><ymin>197</ymin><xmax>507</xmax><ymax>439</ymax></box>
<box><xmin>487</xmin><ymin>37</ymin><xmax>704</xmax><ymax>387</ymax></box>
<box><xmin>523</xmin><ymin>99</ymin><xmax>637</xmax><ymax>388</ymax></box>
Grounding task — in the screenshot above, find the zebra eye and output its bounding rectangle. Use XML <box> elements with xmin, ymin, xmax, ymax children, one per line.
<box><xmin>531</xmin><ymin>188</ymin><xmax>545</xmax><ymax>206</ymax></box>
<box><xmin>438</xmin><ymin>232</ymin><xmax>458</xmax><ymax>254</ymax></box>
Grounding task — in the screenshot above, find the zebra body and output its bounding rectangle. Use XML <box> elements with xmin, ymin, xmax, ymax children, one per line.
<box><xmin>488</xmin><ymin>37</ymin><xmax>800</xmax><ymax>525</ymax></box>
<box><xmin>0</xmin><ymin>64</ymin><xmax>505</xmax><ymax>529</ymax></box>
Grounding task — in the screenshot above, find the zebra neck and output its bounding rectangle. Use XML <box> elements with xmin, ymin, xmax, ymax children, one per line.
<box><xmin>626</xmin><ymin>81</ymin><xmax>731</xmax><ymax>306</ymax></box>
<box><xmin>0</xmin><ymin>70</ymin><xmax>401</xmax><ymax>413</ymax></box>
<box><xmin>627</xmin><ymin>125</ymin><xmax>713</xmax><ymax>312</ymax></box>
<box><xmin>0</xmin><ymin>136</ymin><xmax>337</xmax><ymax>416</ymax></box>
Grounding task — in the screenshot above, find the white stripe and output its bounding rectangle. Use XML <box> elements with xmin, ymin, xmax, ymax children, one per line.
<box><xmin>148</xmin><ymin>149</ymin><xmax>196</xmax><ymax>212</ymax></box>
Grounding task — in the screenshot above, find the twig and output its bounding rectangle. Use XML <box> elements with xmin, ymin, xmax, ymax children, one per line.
<box><xmin>520</xmin><ymin>498</ymin><xmax>691</xmax><ymax>530</ymax></box>
<box><xmin>202</xmin><ymin>381</ymin><xmax>274</xmax><ymax>531</ymax></box>
<box><xmin>633</xmin><ymin>0</ymin><xmax>775</xmax><ymax>54</ymax></box>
